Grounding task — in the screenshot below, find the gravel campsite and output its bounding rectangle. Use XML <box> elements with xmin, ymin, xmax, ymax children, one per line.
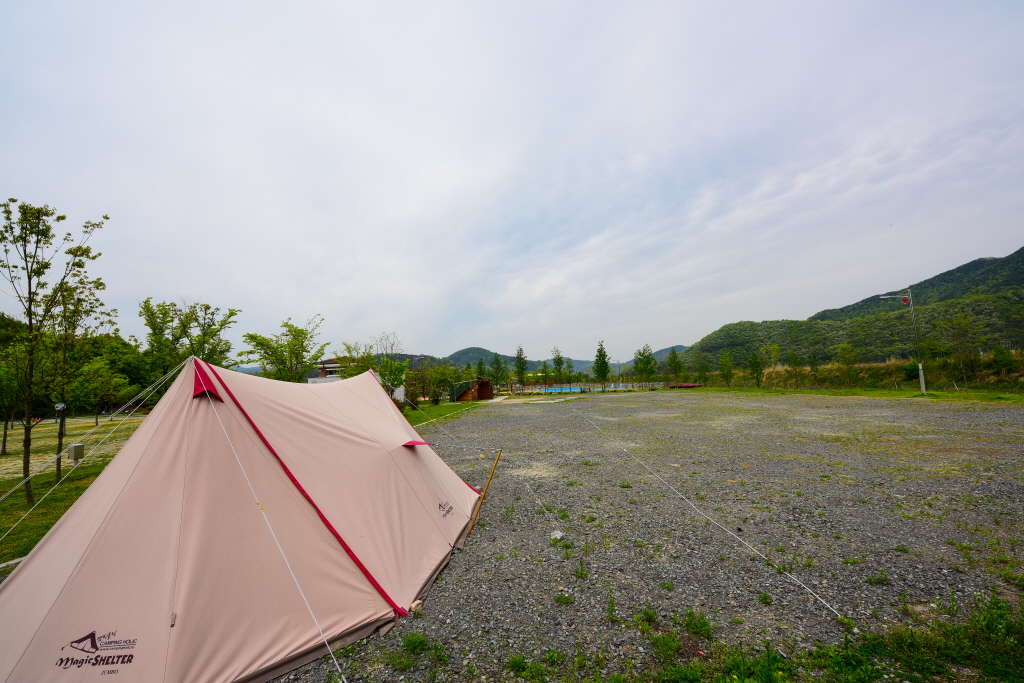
<box><xmin>272</xmin><ymin>390</ymin><xmax>1024</xmax><ymax>682</ymax></box>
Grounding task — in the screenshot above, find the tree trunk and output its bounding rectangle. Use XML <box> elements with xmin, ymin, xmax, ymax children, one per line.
<box><xmin>22</xmin><ymin>416</ymin><xmax>34</xmax><ymax>506</ymax></box>
<box><xmin>1</xmin><ymin>414</ymin><xmax>8</xmax><ymax>457</ymax></box>
<box><xmin>55</xmin><ymin>408</ymin><xmax>65</xmax><ymax>483</ymax></box>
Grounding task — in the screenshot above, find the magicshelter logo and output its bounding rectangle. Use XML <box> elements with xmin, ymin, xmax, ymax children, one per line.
<box><xmin>55</xmin><ymin>630</ymin><xmax>136</xmax><ymax>669</ymax></box>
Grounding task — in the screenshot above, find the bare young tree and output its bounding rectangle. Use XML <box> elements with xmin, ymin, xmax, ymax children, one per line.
<box><xmin>370</xmin><ymin>331</ymin><xmax>404</xmax><ymax>361</ymax></box>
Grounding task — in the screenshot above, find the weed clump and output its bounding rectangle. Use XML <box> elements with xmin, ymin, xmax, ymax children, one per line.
<box><xmin>681</xmin><ymin>609</ymin><xmax>713</xmax><ymax>639</ymax></box>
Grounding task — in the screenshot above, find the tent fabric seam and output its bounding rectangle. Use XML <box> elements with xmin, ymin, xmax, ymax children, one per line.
<box><xmin>4</xmin><ymin>370</ymin><xmax>187</xmax><ymax>681</ymax></box>
<box><xmin>202</xmin><ymin>361</ymin><xmax>408</xmax><ymax>617</ymax></box>
<box><xmin>162</xmin><ymin>370</ymin><xmax>198</xmax><ymax>682</ymax></box>
<box><xmin>300</xmin><ymin>383</ymin><xmax>473</xmax><ymax>539</ymax></box>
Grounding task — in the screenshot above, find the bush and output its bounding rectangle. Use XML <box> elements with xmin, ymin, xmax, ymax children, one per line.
<box><xmin>654</xmin><ymin>662</ymin><xmax>704</xmax><ymax>683</ymax></box>
<box><xmin>650</xmin><ymin>632</ymin><xmax>681</xmax><ymax>663</ymax></box>
<box><xmin>682</xmin><ymin>609</ymin><xmax>713</xmax><ymax>639</ymax></box>
<box><xmin>903</xmin><ymin>362</ymin><xmax>920</xmax><ymax>381</ymax></box>
<box><xmin>402</xmin><ymin>632</ymin><xmax>429</xmax><ymax>654</ymax></box>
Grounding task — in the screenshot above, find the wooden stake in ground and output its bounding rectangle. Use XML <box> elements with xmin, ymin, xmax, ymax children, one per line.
<box><xmin>467</xmin><ymin>450</ymin><xmax>501</xmax><ymax>537</ymax></box>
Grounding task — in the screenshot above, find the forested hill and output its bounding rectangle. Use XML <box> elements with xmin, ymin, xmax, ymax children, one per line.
<box><xmin>684</xmin><ymin>244</ymin><xmax>1024</xmax><ymax>367</ymax></box>
<box><xmin>810</xmin><ymin>245</ymin><xmax>1024</xmax><ymax>321</ymax></box>
<box><xmin>686</xmin><ymin>288</ymin><xmax>1024</xmax><ymax>367</ymax></box>
<box><xmin>422</xmin><ymin>344</ymin><xmax>688</xmax><ymax>373</ymax></box>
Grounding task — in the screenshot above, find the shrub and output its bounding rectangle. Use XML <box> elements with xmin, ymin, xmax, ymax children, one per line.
<box><xmin>654</xmin><ymin>662</ymin><xmax>704</xmax><ymax>683</ymax></box>
<box><xmin>555</xmin><ymin>593</ymin><xmax>575</xmax><ymax>605</ymax></box>
<box><xmin>757</xmin><ymin>592</ymin><xmax>773</xmax><ymax>606</ymax></box>
<box><xmin>865</xmin><ymin>569</ymin><xmax>890</xmax><ymax>585</ymax></box>
<box><xmin>402</xmin><ymin>632</ymin><xmax>429</xmax><ymax>654</ymax></box>
<box><xmin>682</xmin><ymin>609</ymin><xmax>713</xmax><ymax>639</ymax></box>
<box><xmin>650</xmin><ymin>632</ymin><xmax>681</xmax><ymax>663</ymax></box>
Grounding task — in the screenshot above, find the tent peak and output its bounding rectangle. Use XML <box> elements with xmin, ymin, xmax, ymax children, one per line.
<box><xmin>192</xmin><ymin>358</ymin><xmax>223</xmax><ymax>401</ymax></box>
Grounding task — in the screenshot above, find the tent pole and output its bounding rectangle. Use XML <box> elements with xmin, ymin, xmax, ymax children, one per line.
<box><xmin>467</xmin><ymin>450</ymin><xmax>501</xmax><ymax>537</ymax></box>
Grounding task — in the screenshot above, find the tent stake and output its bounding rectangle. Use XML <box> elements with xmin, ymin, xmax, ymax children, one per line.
<box><xmin>467</xmin><ymin>450</ymin><xmax>501</xmax><ymax>537</ymax></box>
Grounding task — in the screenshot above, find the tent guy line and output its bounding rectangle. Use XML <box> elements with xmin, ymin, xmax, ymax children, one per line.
<box><xmin>201</xmin><ymin>362</ymin><xmax>409</xmax><ymax>618</ymax></box>
<box><xmin>200</xmin><ymin>381</ymin><xmax>346</xmax><ymax>681</ymax></box>
<box><xmin>408</xmin><ymin>401</ymin><xmax>570</xmax><ymax>544</ymax></box>
<box><xmin>570</xmin><ymin>406</ymin><xmax>845</xmax><ymax>620</ymax></box>
<box><xmin>0</xmin><ymin>358</ymin><xmax>189</xmax><ymax>545</ymax></box>
<box><xmin>0</xmin><ymin>357</ymin><xmax>190</xmax><ymax>507</ymax></box>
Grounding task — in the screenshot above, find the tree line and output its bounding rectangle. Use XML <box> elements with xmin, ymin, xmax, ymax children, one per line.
<box><xmin>0</xmin><ymin>199</ymin><xmax>342</xmax><ymax>504</ymax></box>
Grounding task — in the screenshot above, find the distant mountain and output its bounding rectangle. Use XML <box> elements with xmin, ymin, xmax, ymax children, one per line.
<box><xmin>653</xmin><ymin>345</ymin><xmax>687</xmax><ymax>361</ymax></box>
<box><xmin>810</xmin><ymin>245</ymin><xmax>1024</xmax><ymax>321</ymax></box>
<box><xmin>683</xmin><ymin>245</ymin><xmax>1024</xmax><ymax>367</ymax></box>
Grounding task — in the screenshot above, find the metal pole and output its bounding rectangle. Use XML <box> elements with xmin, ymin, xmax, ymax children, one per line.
<box><xmin>908</xmin><ymin>289</ymin><xmax>927</xmax><ymax>395</ymax></box>
<box><xmin>882</xmin><ymin>289</ymin><xmax>927</xmax><ymax>395</ymax></box>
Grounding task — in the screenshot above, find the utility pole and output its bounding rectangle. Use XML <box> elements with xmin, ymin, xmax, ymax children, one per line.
<box><xmin>881</xmin><ymin>289</ymin><xmax>926</xmax><ymax>394</ymax></box>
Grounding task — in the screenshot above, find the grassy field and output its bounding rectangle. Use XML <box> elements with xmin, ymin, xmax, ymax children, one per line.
<box><xmin>0</xmin><ymin>402</ymin><xmax>482</xmax><ymax>577</ymax></box>
<box><xmin>0</xmin><ymin>416</ymin><xmax>145</xmax><ymax>575</ymax></box>
<box><xmin>403</xmin><ymin>400</ymin><xmax>483</xmax><ymax>426</ymax></box>
<box><xmin>660</xmin><ymin>385</ymin><xmax>1024</xmax><ymax>404</ymax></box>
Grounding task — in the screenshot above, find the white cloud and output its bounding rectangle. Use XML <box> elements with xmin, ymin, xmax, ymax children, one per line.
<box><xmin>1</xmin><ymin>1</ymin><xmax>1022</xmax><ymax>362</ymax></box>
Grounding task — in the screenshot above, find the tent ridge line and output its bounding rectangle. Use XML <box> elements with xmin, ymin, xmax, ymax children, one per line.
<box><xmin>201</xmin><ymin>361</ymin><xmax>409</xmax><ymax>617</ymax></box>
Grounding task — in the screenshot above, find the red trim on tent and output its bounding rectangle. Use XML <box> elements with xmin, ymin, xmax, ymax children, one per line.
<box><xmin>402</xmin><ymin>440</ymin><xmax>431</xmax><ymax>446</ymax></box>
<box><xmin>202</xmin><ymin>361</ymin><xmax>409</xmax><ymax>617</ymax></box>
<box><xmin>192</xmin><ymin>358</ymin><xmax>223</xmax><ymax>401</ymax></box>
<box><xmin>464</xmin><ymin>481</ymin><xmax>480</xmax><ymax>494</ymax></box>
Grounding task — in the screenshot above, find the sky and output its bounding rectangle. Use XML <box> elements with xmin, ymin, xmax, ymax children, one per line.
<box><xmin>1</xmin><ymin>2</ymin><xmax>1022</xmax><ymax>363</ymax></box>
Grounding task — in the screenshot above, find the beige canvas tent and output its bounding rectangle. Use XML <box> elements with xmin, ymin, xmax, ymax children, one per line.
<box><xmin>0</xmin><ymin>359</ymin><xmax>479</xmax><ymax>682</ymax></box>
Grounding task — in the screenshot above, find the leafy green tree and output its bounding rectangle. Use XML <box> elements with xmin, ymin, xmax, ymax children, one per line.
<box><xmin>785</xmin><ymin>351</ymin><xmax>803</xmax><ymax>388</ymax></box>
<box><xmin>377</xmin><ymin>357</ymin><xmax>409</xmax><ymax>398</ymax></box>
<box><xmin>748</xmin><ymin>352</ymin><xmax>765</xmax><ymax>388</ymax></box>
<box><xmin>462</xmin><ymin>361</ymin><xmax>474</xmax><ymax>380</ymax></box>
<box><xmin>551</xmin><ymin>347</ymin><xmax>564</xmax><ymax>385</ymax></box>
<box><xmin>337</xmin><ymin>342</ymin><xmax>376</xmax><ymax>377</ymax></box>
<box><xmin>593</xmin><ymin>341</ymin><xmax>611</xmax><ymax>388</ymax></box>
<box><xmin>0</xmin><ymin>344</ymin><xmax>23</xmax><ymax>457</ymax></box>
<box><xmin>0</xmin><ymin>199</ymin><xmax>105</xmax><ymax>503</ymax></box>
<box><xmin>632</xmin><ymin>344</ymin><xmax>657</xmax><ymax>385</ymax></box>
<box><xmin>489</xmin><ymin>352</ymin><xmax>509</xmax><ymax>391</ymax></box>
<box><xmin>807</xmin><ymin>355</ymin><xmax>819</xmax><ymax>386</ymax></box>
<box><xmin>45</xmin><ymin>273</ymin><xmax>114</xmax><ymax>481</ymax></box>
<box><xmin>833</xmin><ymin>343</ymin><xmax>859</xmax><ymax>387</ymax></box>
<box><xmin>513</xmin><ymin>346</ymin><xmax>528</xmax><ymax>393</ymax></box>
<box><xmin>71</xmin><ymin>356</ymin><xmax>135</xmax><ymax>426</ymax></box>
<box><xmin>138</xmin><ymin>298</ymin><xmax>240</xmax><ymax>380</ymax></box>
<box><xmin>475</xmin><ymin>358</ymin><xmax>487</xmax><ymax>378</ymax></box>
<box><xmin>719</xmin><ymin>350</ymin><xmax>735</xmax><ymax>387</ymax></box>
<box><xmin>696</xmin><ymin>358</ymin><xmax>710</xmax><ymax>386</ymax></box>
<box><xmin>666</xmin><ymin>347</ymin><xmax>683</xmax><ymax>380</ymax></box>
<box><xmin>565</xmin><ymin>358</ymin><xmax>575</xmax><ymax>388</ymax></box>
<box><xmin>938</xmin><ymin>307</ymin><xmax>986</xmax><ymax>387</ymax></box>
<box><xmin>539</xmin><ymin>360</ymin><xmax>551</xmax><ymax>385</ymax></box>
<box><xmin>760</xmin><ymin>343</ymin><xmax>781</xmax><ymax>369</ymax></box>
<box><xmin>425</xmin><ymin>364</ymin><xmax>460</xmax><ymax>404</ymax></box>
<box><xmin>240</xmin><ymin>316</ymin><xmax>329</xmax><ymax>382</ymax></box>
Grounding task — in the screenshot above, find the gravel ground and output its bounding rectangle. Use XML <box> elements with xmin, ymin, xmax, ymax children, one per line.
<box><xmin>273</xmin><ymin>390</ymin><xmax>1024</xmax><ymax>682</ymax></box>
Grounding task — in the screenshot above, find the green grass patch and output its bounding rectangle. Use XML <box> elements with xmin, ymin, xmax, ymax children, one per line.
<box><xmin>0</xmin><ymin>418</ymin><xmax>144</xmax><ymax>565</ymax></box>
<box><xmin>404</xmin><ymin>401</ymin><xmax>483</xmax><ymax>427</ymax></box>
